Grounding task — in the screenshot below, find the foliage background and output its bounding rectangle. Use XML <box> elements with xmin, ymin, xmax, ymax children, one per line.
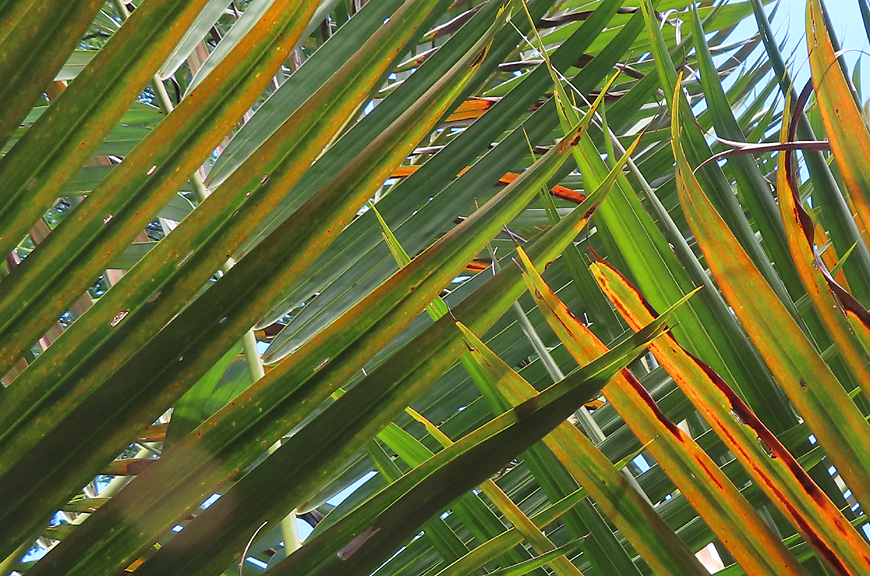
<box><xmin>4</xmin><ymin>0</ymin><xmax>870</xmax><ymax>575</ymax></box>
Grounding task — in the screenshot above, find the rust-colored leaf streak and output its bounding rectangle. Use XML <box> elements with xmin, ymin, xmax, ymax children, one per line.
<box><xmin>137</xmin><ymin>422</ymin><xmax>168</xmax><ymax>443</ymax></box>
<box><xmin>390</xmin><ymin>165</ymin><xmax>585</xmax><ymax>203</ymax></box>
<box><xmin>807</xmin><ymin>0</ymin><xmax>870</xmax><ymax>243</ymax></box>
<box><xmin>517</xmin><ymin>249</ymin><xmax>811</xmax><ymax>576</ymax></box>
<box><xmin>498</xmin><ymin>171</ymin><xmax>586</xmax><ymax>203</ymax></box>
<box><xmin>444</xmin><ymin>97</ymin><xmax>498</xmax><ymax>121</ymax></box>
<box><xmin>463</xmin><ymin>259</ymin><xmax>491</xmax><ymax>272</ymax></box>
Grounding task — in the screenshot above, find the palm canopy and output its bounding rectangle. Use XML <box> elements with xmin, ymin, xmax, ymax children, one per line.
<box><xmin>2</xmin><ymin>0</ymin><xmax>870</xmax><ymax>575</ymax></box>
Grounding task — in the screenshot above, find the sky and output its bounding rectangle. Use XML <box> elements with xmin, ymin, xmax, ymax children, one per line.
<box><xmin>740</xmin><ymin>0</ymin><xmax>870</xmax><ymax>95</ymax></box>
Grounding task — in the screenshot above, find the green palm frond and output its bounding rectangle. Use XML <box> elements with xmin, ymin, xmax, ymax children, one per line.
<box><xmin>3</xmin><ymin>1</ymin><xmax>870</xmax><ymax>576</ymax></box>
